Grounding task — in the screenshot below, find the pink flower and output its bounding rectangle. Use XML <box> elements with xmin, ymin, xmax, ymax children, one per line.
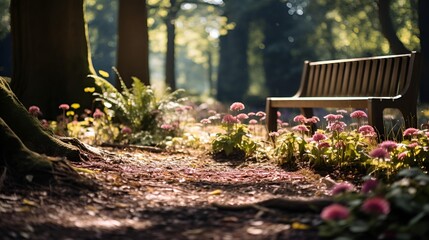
<box><xmin>407</xmin><ymin>142</ymin><xmax>418</xmax><ymax>149</ymax></box>
<box><xmin>350</xmin><ymin>110</ymin><xmax>368</xmax><ymax>119</ymax></box>
<box><xmin>403</xmin><ymin>128</ymin><xmax>419</xmax><ymax>136</ymax></box>
<box><xmin>361</xmin><ymin>179</ymin><xmax>378</xmax><ymax>193</ymax></box>
<box><xmin>324</xmin><ymin>114</ymin><xmax>343</xmax><ymax>122</ymax></box>
<box><xmin>321</xmin><ymin>204</ymin><xmax>350</xmax><ymax>221</ymax></box>
<box><xmin>369</xmin><ymin>148</ymin><xmax>389</xmax><ymax>159</ymax></box>
<box><xmin>255</xmin><ymin>111</ymin><xmax>266</xmax><ymax>117</ymax></box>
<box><xmin>331</xmin><ymin>182</ymin><xmax>355</xmax><ymax>195</ymax></box>
<box><xmin>328</xmin><ymin>121</ymin><xmax>347</xmax><ymax>132</ymax></box>
<box><xmin>248</xmin><ymin>112</ymin><xmax>256</xmax><ymax>116</ymax></box>
<box><xmin>361</xmin><ymin>197</ymin><xmax>390</xmax><ymax>215</ymax></box>
<box><xmin>397</xmin><ymin>151</ymin><xmax>407</xmax><ymax>160</ymax></box>
<box><xmin>269</xmin><ymin>132</ymin><xmax>280</xmax><ymax>137</ymax></box>
<box><xmin>379</xmin><ymin>141</ymin><xmax>398</xmax><ymax>152</ymax></box>
<box><xmin>293</xmin><ymin>115</ymin><xmax>307</xmax><ymax>123</ymax></box>
<box><xmin>28</xmin><ymin>105</ymin><xmax>41</xmax><ymax>116</ymax></box>
<box><xmin>277</xmin><ymin>111</ymin><xmax>281</xmax><ymax>117</ymax></box>
<box><xmin>161</xmin><ymin>124</ymin><xmax>175</xmax><ymax>131</ymax></box>
<box><xmin>236</xmin><ymin>113</ymin><xmax>249</xmax><ymax>120</ymax></box>
<box><xmin>281</xmin><ymin>122</ymin><xmax>289</xmax><ymax>128</ymax></box>
<box><xmin>222</xmin><ymin>114</ymin><xmax>239</xmax><ymax>124</ymax></box>
<box><xmin>292</xmin><ymin>124</ymin><xmax>309</xmax><ymax>132</ymax></box>
<box><xmin>249</xmin><ymin>119</ymin><xmax>258</xmax><ymax>125</ymax></box>
<box><xmin>200</xmin><ymin>118</ymin><xmax>211</xmax><ymax>124</ymax></box>
<box><xmin>93</xmin><ymin>108</ymin><xmax>104</xmax><ymax>119</ymax></box>
<box><xmin>318</xmin><ymin>142</ymin><xmax>330</xmax><ymax>149</ymax></box>
<box><xmin>358</xmin><ymin>125</ymin><xmax>376</xmax><ymax>136</ymax></box>
<box><xmin>59</xmin><ymin>104</ymin><xmax>70</xmax><ymax>110</ymax></box>
<box><xmin>230</xmin><ymin>102</ymin><xmax>245</xmax><ymax>111</ymax></box>
<box><xmin>312</xmin><ymin>132</ymin><xmax>327</xmax><ymax>142</ymax></box>
<box><xmin>306</xmin><ymin>116</ymin><xmax>320</xmax><ymax>124</ymax></box>
<box><xmin>121</xmin><ymin>126</ymin><xmax>132</xmax><ymax>134</ymax></box>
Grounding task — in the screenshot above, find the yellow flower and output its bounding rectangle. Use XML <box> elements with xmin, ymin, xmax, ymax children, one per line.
<box><xmin>66</xmin><ymin>111</ymin><xmax>75</xmax><ymax>116</ymax></box>
<box><xmin>84</xmin><ymin>87</ymin><xmax>95</xmax><ymax>93</ymax></box>
<box><xmin>71</xmin><ymin>103</ymin><xmax>80</xmax><ymax>109</ymax></box>
<box><xmin>98</xmin><ymin>70</ymin><xmax>109</xmax><ymax>78</ymax></box>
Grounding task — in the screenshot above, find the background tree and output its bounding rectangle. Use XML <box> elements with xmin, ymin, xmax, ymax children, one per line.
<box><xmin>117</xmin><ymin>0</ymin><xmax>150</xmax><ymax>87</ymax></box>
<box><xmin>0</xmin><ymin>0</ymin><xmax>11</xmax><ymax>77</ymax></box>
<box><xmin>216</xmin><ymin>0</ymin><xmax>250</xmax><ymax>103</ymax></box>
<box><xmin>10</xmin><ymin>0</ymin><xmax>96</xmax><ymax>119</ymax></box>
<box><xmin>85</xmin><ymin>0</ymin><xmax>118</xmax><ymax>79</ymax></box>
<box><xmin>148</xmin><ymin>0</ymin><xmax>223</xmax><ymax>93</ymax></box>
<box><xmin>417</xmin><ymin>0</ymin><xmax>429</xmax><ymax>102</ymax></box>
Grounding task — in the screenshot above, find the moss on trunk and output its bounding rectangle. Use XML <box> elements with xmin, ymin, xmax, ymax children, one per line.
<box><xmin>0</xmin><ymin>77</ymin><xmax>81</xmax><ymax>161</ymax></box>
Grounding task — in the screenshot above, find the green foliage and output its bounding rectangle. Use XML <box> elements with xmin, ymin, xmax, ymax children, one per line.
<box><xmin>212</xmin><ymin>123</ymin><xmax>258</xmax><ymax>158</ymax></box>
<box><xmin>88</xmin><ymin>69</ymin><xmax>187</xmax><ymax>145</ymax></box>
<box><xmin>319</xmin><ymin>168</ymin><xmax>429</xmax><ymax>239</ymax></box>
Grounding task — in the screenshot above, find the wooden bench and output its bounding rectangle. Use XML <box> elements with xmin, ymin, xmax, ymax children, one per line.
<box><xmin>265</xmin><ymin>51</ymin><xmax>421</xmax><ymax>139</ymax></box>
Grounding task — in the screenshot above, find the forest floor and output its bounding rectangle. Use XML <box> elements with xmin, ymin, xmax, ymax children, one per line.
<box><xmin>0</xmin><ymin>146</ymin><xmax>339</xmax><ymax>240</ymax></box>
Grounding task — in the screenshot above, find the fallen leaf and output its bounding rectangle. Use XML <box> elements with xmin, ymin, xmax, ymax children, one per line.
<box><xmin>22</xmin><ymin>199</ymin><xmax>38</xmax><ymax>207</ymax></box>
<box><xmin>247</xmin><ymin>227</ymin><xmax>263</xmax><ymax>235</ymax></box>
<box><xmin>115</xmin><ymin>202</ymin><xmax>129</xmax><ymax>208</ymax></box>
<box><xmin>291</xmin><ymin>222</ymin><xmax>310</xmax><ymax>230</ymax></box>
<box><xmin>222</xmin><ymin>216</ymin><xmax>239</xmax><ymax>222</ymax></box>
<box><xmin>209</xmin><ymin>189</ymin><xmax>222</xmax><ymax>195</ymax></box>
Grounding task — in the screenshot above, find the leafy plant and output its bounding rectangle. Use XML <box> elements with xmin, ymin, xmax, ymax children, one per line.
<box><xmin>88</xmin><ymin>69</ymin><xmax>187</xmax><ymax>145</ymax></box>
<box><xmin>203</xmin><ymin>102</ymin><xmax>260</xmax><ymax>159</ymax></box>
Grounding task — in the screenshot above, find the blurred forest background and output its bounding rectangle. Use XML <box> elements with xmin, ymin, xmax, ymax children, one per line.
<box><xmin>0</xmin><ymin>0</ymin><xmax>425</xmax><ymax>112</ymax></box>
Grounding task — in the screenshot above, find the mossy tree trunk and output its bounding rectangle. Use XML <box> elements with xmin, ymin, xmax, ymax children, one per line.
<box><xmin>10</xmin><ymin>0</ymin><xmax>96</xmax><ymax>120</ymax></box>
<box><xmin>0</xmin><ymin>77</ymin><xmax>89</xmax><ymax>184</ymax></box>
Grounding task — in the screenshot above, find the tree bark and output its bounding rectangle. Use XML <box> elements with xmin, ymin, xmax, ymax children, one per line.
<box><xmin>117</xmin><ymin>0</ymin><xmax>150</xmax><ymax>88</ymax></box>
<box><xmin>377</xmin><ymin>0</ymin><xmax>409</xmax><ymax>54</ymax></box>
<box><xmin>10</xmin><ymin>0</ymin><xmax>96</xmax><ymax>119</ymax></box>
<box><xmin>0</xmin><ymin>77</ymin><xmax>81</xmax><ymax>161</ymax></box>
<box><xmin>418</xmin><ymin>0</ymin><xmax>429</xmax><ymax>102</ymax></box>
<box><xmin>165</xmin><ymin>0</ymin><xmax>178</xmax><ymax>91</ymax></box>
<box><xmin>217</xmin><ymin>18</ymin><xmax>250</xmax><ymax>102</ymax></box>
<box><xmin>0</xmin><ymin>77</ymin><xmax>95</xmax><ymax>187</ymax></box>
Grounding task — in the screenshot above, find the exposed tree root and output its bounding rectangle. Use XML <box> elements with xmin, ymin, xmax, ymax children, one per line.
<box><xmin>100</xmin><ymin>142</ymin><xmax>164</xmax><ymax>153</ymax></box>
<box><xmin>213</xmin><ymin>197</ymin><xmax>334</xmax><ymax>213</ymax></box>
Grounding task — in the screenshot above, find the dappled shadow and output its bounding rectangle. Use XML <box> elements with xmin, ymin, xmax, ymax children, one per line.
<box><xmin>0</xmin><ymin>204</ymin><xmax>321</xmax><ymax>240</ymax></box>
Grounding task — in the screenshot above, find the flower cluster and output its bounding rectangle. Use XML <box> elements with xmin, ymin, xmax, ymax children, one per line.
<box><xmin>319</xmin><ymin>168</ymin><xmax>429</xmax><ymax>239</ymax></box>
<box><xmin>204</xmin><ymin>102</ymin><xmax>263</xmax><ymax>158</ymax></box>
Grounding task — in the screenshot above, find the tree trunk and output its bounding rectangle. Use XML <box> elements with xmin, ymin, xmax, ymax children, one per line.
<box><xmin>377</xmin><ymin>0</ymin><xmax>409</xmax><ymax>54</ymax></box>
<box><xmin>0</xmin><ymin>116</ymin><xmax>53</xmax><ymax>182</ymax></box>
<box><xmin>165</xmin><ymin>0</ymin><xmax>177</xmax><ymax>91</ymax></box>
<box><xmin>117</xmin><ymin>0</ymin><xmax>150</xmax><ymax>88</ymax></box>
<box><xmin>418</xmin><ymin>0</ymin><xmax>429</xmax><ymax>103</ymax></box>
<box><xmin>0</xmin><ymin>77</ymin><xmax>95</xmax><ymax>187</ymax></box>
<box><xmin>217</xmin><ymin>18</ymin><xmax>250</xmax><ymax>102</ymax></box>
<box><xmin>10</xmin><ymin>0</ymin><xmax>96</xmax><ymax>120</ymax></box>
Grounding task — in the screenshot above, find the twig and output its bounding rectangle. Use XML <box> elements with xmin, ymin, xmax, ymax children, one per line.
<box><xmin>100</xmin><ymin>143</ymin><xmax>164</xmax><ymax>153</ymax></box>
<box><xmin>212</xmin><ymin>197</ymin><xmax>333</xmax><ymax>213</ymax></box>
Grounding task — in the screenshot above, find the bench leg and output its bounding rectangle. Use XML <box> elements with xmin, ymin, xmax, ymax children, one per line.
<box><xmin>368</xmin><ymin>103</ymin><xmax>385</xmax><ymax>140</ymax></box>
<box><xmin>266</xmin><ymin>99</ymin><xmax>278</xmax><ymax>134</ymax></box>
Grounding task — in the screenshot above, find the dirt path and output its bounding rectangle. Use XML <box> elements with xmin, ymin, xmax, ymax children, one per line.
<box><xmin>0</xmin><ymin>147</ymin><xmax>332</xmax><ymax>240</ymax></box>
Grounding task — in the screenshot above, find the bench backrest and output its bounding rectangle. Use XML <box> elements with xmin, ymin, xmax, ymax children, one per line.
<box><xmin>296</xmin><ymin>51</ymin><xmax>420</xmax><ymax>98</ymax></box>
